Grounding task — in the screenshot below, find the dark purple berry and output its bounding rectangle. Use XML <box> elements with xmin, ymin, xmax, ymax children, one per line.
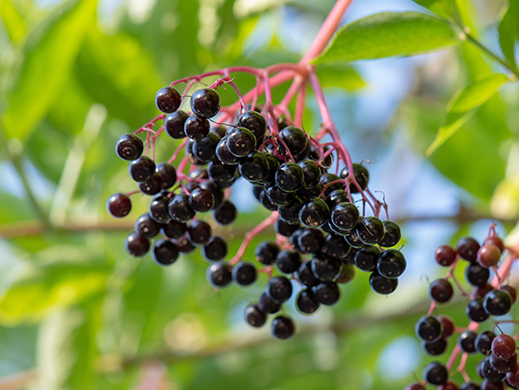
<box><xmin>423</xmin><ymin>339</ymin><xmax>448</xmax><ymax>356</ymax></box>
<box><xmin>299</xmin><ymin>197</ymin><xmax>329</xmax><ymax>228</ymax></box>
<box><xmin>476</xmin><ymin>331</ymin><xmax>496</xmax><ymax>355</ymax></box>
<box><xmin>340</xmin><ymin>163</ymin><xmax>369</xmax><ymax>193</ymax></box>
<box><xmin>379</xmin><ymin>221</ymin><xmax>401</xmax><ymax>247</ymax></box>
<box><xmin>428</xmin><ymin>278</ymin><xmax>454</xmax><ymax>304</ymax></box>
<box><xmin>266</xmin><ymin>276</ymin><xmax>293</xmax><ymax>304</ymax></box>
<box><xmin>164</xmin><ymin>110</ymin><xmax>189</xmax><ymax>139</ymax></box>
<box><xmin>190</xmin><ymin>88</ymin><xmax>220</xmax><ymax>118</ymax></box>
<box><xmin>457</xmin><ymin>237</ymin><xmax>480</xmax><ymax>262</ymax></box>
<box><xmin>298</xmin><ymin>159</ymin><xmax>321</xmax><ymax>189</ymax></box>
<box><xmin>189</xmin><ymin>188</ymin><xmax>215</xmax><ymax>212</ymax></box>
<box><xmin>238</xmin><ymin>110</ymin><xmax>267</xmax><ymax>139</ymax></box>
<box><xmin>255</xmin><ymin>241</ymin><xmax>279</xmax><ymax>265</ymax></box>
<box><xmin>466</xmin><ymin>262</ymin><xmax>490</xmax><ymax>287</ymax></box>
<box><xmin>107</xmin><ymin>193</ymin><xmax>131</xmax><ymax>218</ymax></box>
<box><xmin>129</xmin><ymin>156</ymin><xmax>156</xmax><ymax>182</ymax></box>
<box><xmin>226</xmin><ymin>127</ymin><xmax>256</xmax><ymax>157</ymax></box>
<box><xmin>314</xmin><ymin>281</ymin><xmax>340</xmax><ymax>305</ymax></box>
<box><xmin>232</xmin><ymin>262</ymin><xmax>257</xmax><ymax>286</ymax></box>
<box><xmin>258</xmin><ymin>293</ymin><xmax>280</xmax><ymax>314</ymax></box>
<box><xmin>271</xmin><ymin>316</ymin><xmax>295</xmax><ymax>340</ymax></box>
<box><xmin>202</xmin><ymin>236</ymin><xmax>227</xmax><ymax>262</ymax></box>
<box><xmin>275</xmin><ymin>218</ymin><xmax>300</xmax><ymax>237</ymax></box>
<box><xmin>149</xmin><ymin>193</ymin><xmax>171</xmax><ymax>223</ymax></box>
<box><xmin>173</xmin><ymin>235</ymin><xmax>196</xmax><ymax>253</ymax></box>
<box><xmin>116</xmin><ymin>133</ymin><xmax>143</xmax><ymax>161</ymax></box>
<box><xmin>186</xmin><ymin>220</ymin><xmax>212</xmax><ymax>245</ymax></box>
<box><xmin>213</xmin><ymin>200</ymin><xmax>237</xmax><ymax>225</ymax></box>
<box><xmin>297</xmin><ymin>261</ymin><xmax>320</xmax><ymax>288</ymax></box>
<box><xmin>484</xmin><ymin>289</ymin><xmax>512</xmax><ymax>316</ymax></box>
<box><xmin>276</xmin><ymin>251</ymin><xmax>302</xmax><ymax>274</ymax></box>
<box><xmin>125</xmin><ymin>232</ymin><xmax>150</xmax><ymax>257</ymax></box>
<box><xmin>134</xmin><ymin>213</ymin><xmax>160</xmax><ymax>238</ymax></box>
<box><xmin>139</xmin><ymin>172</ymin><xmax>164</xmax><ymax>195</ymax></box>
<box><xmin>207</xmin><ymin>262</ymin><xmax>233</xmax><ymax>288</ymax></box>
<box><xmin>311</xmin><ymin>253</ymin><xmax>341</xmax><ymax>282</ymax></box>
<box><xmin>155</xmin><ymin>86</ymin><xmax>181</xmax><ymax>113</ymax></box>
<box><xmin>458</xmin><ymin>330</ymin><xmax>477</xmax><ymax>353</ymax></box>
<box><xmin>296</xmin><ymin>289</ymin><xmax>320</xmax><ymax>314</ymax></box>
<box><xmin>354</xmin><ymin>246</ymin><xmax>380</xmax><ymax>272</ymax></box>
<box><xmin>377</xmin><ymin>249</ymin><xmax>406</xmax><ymax>279</ymax></box>
<box><xmin>297</xmin><ymin>228</ymin><xmax>324</xmax><ymax>254</ymax></box>
<box><xmin>184</xmin><ymin>114</ymin><xmax>210</xmax><ymax>140</ymax></box>
<box><xmin>151</xmin><ymin>239</ymin><xmax>179</xmax><ymax>266</ymax></box>
<box><xmin>415</xmin><ymin>315</ymin><xmax>443</xmax><ymax>342</ymax></box>
<box><xmin>239</xmin><ymin>152</ymin><xmax>268</xmax><ymax>183</ymax></box>
<box><xmin>423</xmin><ymin>361</ymin><xmax>448</xmax><ymax>386</ymax></box>
<box><xmin>330</xmin><ymin>202</ymin><xmax>359</xmax><ymax>232</ymax></box>
<box><xmin>244</xmin><ymin>304</ymin><xmax>266</xmax><ymax>328</ymax></box>
<box><xmin>466</xmin><ymin>298</ymin><xmax>490</xmax><ymax>323</ymax></box>
<box><xmin>369</xmin><ymin>271</ymin><xmax>398</xmax><ymax>294</ymax></box>
<box><xmin>278</xmin><ymin>126</ymin><xmax>308</xmax><ymax>156</ymax></box>
<box><xmin>435</xmin><ymin>245</ymin><xmax>457</xmax><ymax>267</ymax></box>
<box><xmin>192</xmin><ymin>132</ymin><xmax>220</xmax><ymax>163</ymax></box>
<box><xmin>356</xmin><ymin>217</ymin><xmax>385</xmax><ymax>245</ymax></box>
<box><xmin>168</xmin><ymin>194</ymin><xmax>196</xmax><ymax>222</ymax></box>
<box><xmin>275</xmin><ymin>162</ymin><xmax>305</xmax><ymax>193</ymax></box>
<box><xmin>161</xmin><ymin>219</ymin><xmax>187</xmax><ymax>239</ymax></box>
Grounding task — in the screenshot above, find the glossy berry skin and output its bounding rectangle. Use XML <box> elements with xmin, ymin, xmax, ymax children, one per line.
<box><xmin>325</xmin><ymin>189</ymin><xmax>349</xmax><ymax>209</ymax></box>
<box><xmin>190</xmin><ymin>88</ymin><xmax>220</xmax><ymax>118</ymax></box>
<box><xmin>481</xmin><ymin>356</ymin><xmax>506</xmax><ymax>382</ymax></box>
<box><xmin>477</xmin><ymin>244</ymin><xmax>501</xmax><ymax>268</ymax></box>
<box><xmin>435</xmin><ymin>245</ymin><xmax>457</xmax><ymax>267</ymax></box>
<box><xmin>151</xmin><ymin>239</ymin><xmax>179</xmax><ymax>266</ymax></box>
<box><xmin>259</xmin><ymin>190</ymin><xmax>277</xmax><ymax>211</ymax></box>
<box><xmin>296</xmin><ymin>289</ymin><xmax>320</xmax><ymax>314</ymax></box>
<box><xmin>134</xmin><ymin>213</ymin><xmax>160</xmax><ymax>238</ymax></box>
<box><xmin>107</xmin><ymin>193</ymin><xmax>132</xmax><ymax>218</ymax></box>
<box><xmin>423</xmin><ymin>339</ymin><xmax>448</xmax><ymax>356</ymax></box>
<box><xmin>125</xmin><ymin>232</ymin><xmax>150</xmax><ymax>257</ymax></box>
<box><xmin>297</xmin><ymin>261</ymin><xmax>320</xmax><ymax>288</ymax></box>
<box><xmin>341</xmin><ymin>163</ymin><xmax>369</xmax><ymax>193</ymax></box>
<box><xmin>423</xmin><ymin>361</ymin><xmax>448</xmax><ymax>386</ymax></box>
<box><xmin>492</xmin><ymin>334</ymin><xmax>517</xmax><ymax>360</ymax></box>
<box><xmin>460</xmin><ymin>383</ymin><xmax>481</xmax><ymax>390</ymax></box>
<box><xmin>202</xmin><ymin>236</ymin><xmax>227</xmax><ymax>262</ymax></box>
<box><xmin>458</xmin><ymin>330</ymin><xmax>477</xmax><ymax>353</ymax></box>
<box><xmin>475</xmin><ymin>331</ymin><xmax>496</xmax><ymax>355</ymax></box>
<box><xmin>457</xmin><ymin>237</ymin><xmax>480</xmax><ymax>262</ymax></box>
<box><xmin>168</xmin><ymin>194</ymin><xmax>196</xmax><ymax>223</ymax></box>
<box><xmin>501</xmin><ymin>285</ymin><xmax>517</xmax><ymax>303</ymax></box>
<box><xmin>276</xmin><ymin>251</ymin><xmax>302</xmax><ymax>274</ymax></box>
<box><xmin>184</xmin><ymin>114</ymin><xmax>210</xmax><ymax>141</ymax></box>
<box><xmin>336</xmin><ymin>264</ymin><xmax>355</xmax><ymax>284</ymax></box>
<box><xmin>438</xmin><ymin>315</ymin><xmax>455</xmax><ymax>339</ymax></box>
<box><xmin>298</xmin><ymin>159</ymin><xmax>321</xmax><ymax>189</ymax></box>
<box><xmin>415</xmin><ymin>315</ymin><xmax>443</xmax><ymax>342</ymax></box>
<box><xmin>239</xmin><ymin>152</ymin><xmax>268</xmax><ymax>183</ymax></box>
<box><xmin>129</xmin><ymin>156</ymin><xmax>156</xmax><ymax>183</ymax></box>
<box><xmin>490</xmin><ymin>353</ymin><xmax>517</xmax><ymax>374</ymax></box>
<box><xmin>237</xmin><ymin>110</ymin><xmax>267</xmax><ymax>139</ymax></box>
<box><xmin>330</xmin><ymin>202</ymin><xmax>360</xmax><ymax>232</ymax></box>
<box><xmin>354</xmin><ymin>246</ymin><xmax>380</xmax><ymax>272</ymax></box>
<box><xmin>258</xmin><ymin>293</ymin><xmax>280</xmax><ymax>314</ymax></box>
<box><xmin>216</xmin><ymin>137</ymin><xmax>241</xmax><ymax>165</ymax></box>
<box><xmin>232</xmin><ymin>262</ymin><xmax>257</xmax><ymax>286</ymax></box>
<box><xmin>266</xmin><ymin>276</ymin><xmax>293</xmax><ymax>304</ymax></box>
<box><xmin>466</xmin><ymin>263</ymin><xmax>490</xmax><ymax>287</ymax></box>
<box><xmin>314</xmin><ymin>282</ymin><xmax>340</xmax><ymax>305</ymax></box>
<box><xmin>320</xmin><ymin>173</ymin><xmax>342</xmax><ymax>197</ymax></box>
<box><xmin>206</xmin><ymin>262</ymin><xmax>233</xmax><ymax>288</ymax></box>
<box><xmin>379</xmin><ymin>221</ymin><xmax>401</xmax><ymax>247</ymax></box>
<box><xmin>266</xmin><ymin>185</ymin><xmax>294</xmax><ymax>207</ymax></box>
<box><xmin>278</xmin><ymin>126</ymin><xmax>308</xmax><ymax>156</ymax></box>
<box><xmin>255</xmin><ymin>241</ymin><xmax>280</xmax><ymax>266</ymax></box>
<box><xmin>149</xmin><ymin>193</ymin><xmax>171</xmax><ymax>223</ymax></box>
<box><xmin>271</xmin><ymin>316</ymin><xmax>295</xmax><ymax>340</ymax></box>
<box><xmin>275</xmin><ymin>163</ymin><xmax>305</xmax><ymax>193</ymax></box>
<box><xmin>483</xmin><ymin>289</ymin><xmax>512</xmax><ymax>316</ymax></box>
<box><xmin>161</xmin><ymin>219</ymin><xmax>187</xmax><ymax>239</ymax></box>
<box><xmin>208</xmin><ymin>162</ymin><xmax>239</xmax><ymax>188</ymax></box>
<box><xmin>164</xmin><ymin>110</ymin><xmax>189</xmax><ymax>139</ymax></box>
<box><xmin>189</xmin><ymin>188</ymin><xmax>214</xmax><ymax>212</ymax></box>
<box><xmin>244</xmin><ymin>304</ymin><xmax>266</xmax><ymax>328</ymax></box>
<box><xmin>226</xmin><ymin>127</ymin><xmax>256</xmax><ymax>157</ymax></box>
<box><xmin>278</xmin><ymin>197</ymin><xmax>303</xmax><ymax>224</ymax></box>
<box><xmin>155</xmin><ymin>163</ymin><xmax>177</xmax><ymax>189</ymax></box>
<box><xmin>139</xmin><ymin>173</ymin><xmax>163</xmax><ymax>195</ymax></box>
<box><xmin>116</xmin><ymin>133</ymin><xmax>144</xmax><ymax>161</ymax></box>
<box><xmin>377</xmin><ymin>249</ymin><xmax>406</xmax><ymax>279</ymax></box>
<box><xmin>369</xmin><ymin>271</ymin><xmax>398</xmax><ymax>295</ymax></box>
<box><xmin>173</xmin><ymin>235</ymin><xmax>196</xmax><ymax>254</ymax></box>
<box><xmin>485</xmin><ymin>236</ymin><xmax>505</xmax><ymax>253</ymax></box>
<box><xmin>466</xmin><ymin>298</ymin><xmax>490</xmax><ymax>323</ymax></box>
<box><xmin>212</xmin><ymin>200</ymin><xmax>237</xmax><ymax>225</ymax></box>
<box><xmin>299</xmin><ymin>197</ymin><xmax>329</xmax><ymax>228</ymax></box>
<box><xmin>311</xmin><ymin>253</ymin><xmax>341</xmax><ymax>282</ymax></box>
<box><xmin>155</xmin><ymin>86</ymin><xmax>181</xmax><ymax>113</ymax></box>
<box><xmin>192</xmin><ymin>132</ymin><xmax>220</xmax><ymax>163</ymax></box>
<box><xmin>264</xmin><ymin>153</ymin><xmax>280</xmax><ymax>184</ymax></box>
<box><xmin>356</xmin><ymin>217</ymin><xmax>385</xmax><ymax>245</ymax></box>
<box><xmin>344</xmin><ymin>229</ymin><xmax>366</xmax><ymax>249</ymax></box>
<box><xmin>428</xmin><ymin>278</ymin><xmax>454</xmax><ymax>304</ymax></box>
<box><xmin>275</xmin><ymin>219</ymin><xmax>300</xmax><ymax>237</ymax></box>
<box><xmin>186</xmin><ymin>220</ymin><xmax>212</xmax><ymax>245</ymax></box>
<box><xmin>297</xmin><ymin>229</ymin><xmax>324</xmax><ymax>254</ymax></box>
<box><xmin>324</xmin><ymin>233</ymin><xmax>350</xmax><ymax>259</ymax></box>
<box><xmin>474</xmin><ymin>283</ymin><xmax>494</xmax><ymax>300</ymax></box>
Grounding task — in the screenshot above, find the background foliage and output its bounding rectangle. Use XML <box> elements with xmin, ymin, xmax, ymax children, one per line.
<box><xmin>1</xmin><ymin>0</ymin><xmax>519</xmax><ymax>389</ymax></box>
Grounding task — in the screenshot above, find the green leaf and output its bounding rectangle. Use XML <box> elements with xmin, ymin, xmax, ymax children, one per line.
<box><xmin>0</xmin><ymin>0</ymin><xmax>27</xmax><ymax>43</ymax></box>
<box><xmin>316</xmin><ymin>63</ymin><xmax>366</xmax><ymax>91</ymax></box>
<box><xmin>0</xmin><ymin>0</ymin><xmax>97</xmax><ymax>141</ymax></box>
<box><xmin>313</xmin><ymin>12</ymin><xmax>460</xmax><ymax>64</ymax></box>
<box><xmin>0</xmin><ymin>262</ymin><xmax>110</xmax><ymax>324</ymax></box>
<box><xmin>412</xmin><ymin>0</ymin><xmax>450</xmax><ymax>19</ymax></box>
<box><xmin>498</xmin><ymin>3</ymin><xmax>519</xmax><ymax>68</ymax></box>
<box><xmin>426</xmin><ymin>73</ymin><xmax>510</xmax><ymax>156</ymax></box>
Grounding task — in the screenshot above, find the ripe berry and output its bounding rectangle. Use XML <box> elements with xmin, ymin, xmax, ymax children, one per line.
<box><xmin>276</xmin><ymin>251</ymin><xmax>302</xmax><ymax>274</ymax></box>
<box><xmin>161</xmin><ymin>219</ymin><xmax>187</xmax><ymax>239</ymax></box>
<box><xmin>173</xmin><ymin>235</ymin><xmax>196</xmax><ymax>253</ymax></box>
<box><xmin>297</xmin><ymin>261</ymin><xmax>320</xmax><ymax>288</ymax></box>
<box><xmin>237</xmin><ymin>110</ymin><xmax>267</xmax><ymax>139</ymax></box>
<box><xmin>340</xmin><ymin>163</ymin><xmax>369</xmax><ymax>193</ymax></box>
<box><xmin>232</xmin><ymin>262</ymin><xmax>257</xmax><ymax>286</ymax></box>
<box><xmin>278</xmin><ymin>197</ymin><xmax>303</xmax><ymax>224</ymax></box>
<box><xmin>155</xmin><ymin>86</ymin><xmax>181</xmax><ymax>113</ymax></box>
<box><xmin>275</xmin><ymin>163</ymin><xmax>305</xmax><ymax>193</ymax></box>
<box><xmin>490</xmin><ymin>352</ymin><xmax>517</xmax><ymax>373</ymax></box>
<box><xmin>216</xmin><ymin>137</ymin><xmax>241</xmax><ymax>165</ymax></box>
<box><xmin>354</xmin><ymin>246</ymin><xmax>380</xmax><ymax>272</ymax></box>
<box><xmin>255</xmin><ymin>241</ymin><xmax>280</xmax><ymax>266</ymax></box>
<box><xmin>107</xmin><ymin>193</ymin><xmax>132</xmax><ymax>218</ymax></box>
<box><xmin>428</xmin><ymin>278</ymin><xmax>454</xmax><ymax>304</ymax></box>
<box><xmin>208</xmin><ymin>161</ymin><xmax>239</xmax><ymax>188</ymax></box>
<box><xmin>207</xmin><ymin>262</ymin><xmax>233</xmax><ymax>288</ymax></box>
<box><xmin>129</xmin><ymin>156</ymin><xmax>156</xmax><ymax>182</ymax></box>
<box><xmin>458</xmin><ymin>330</ymin><xmax>477</xmax><ymax>353</ymax></box>
<box><xmin>377</xmin><ymin>249</ymin><xmax>406</xmax><ymax>279</ymax></box>
<box><xmin>379</xmin><ymin>221</ymin><xmax>401</xmax><ymax>247</ymax></box>
<box><xmin>311</xmin><ymin>253</ymin><xmax>341</xmax><ymax>282</ymax></box>
<box><xmin>212</xmin><ymin>200</ymin><xmax>237</xmax><ymax>225</ymax></box>
<box><xmin>239</xmin><ymin>152</ymin><xmax>268</xmax><ymax>182</ymax></box>
<box><xmin>325</xmin><ymin>189</ymin><xmax>349</xmax><ymax>209</ymax></box>
<box><xmin>164</xmin><ymin>110</ymin><xmax>189</xmax><ymax>139</ymax></box>
<box><xmin>116</xmin><ymin>133</ymin><xmax>144</xmax><ymax>161</ymax></box>
<box><xmin>405</xmin><ymin>384</ymin><xmax>426</xmax><ymax>390</ymax></box>
<box><xmin>139</xmin><ymin>173</ymin><xmax>163</xmax><ymax>195</ymax></box>
<box><xmin>320</xmin><ymin>173</ymin><xmax>342</xmax><ymax>197</ymax></box>
<box><xmin>501</xmin><ymin>285</ymin><xmax>517</xmax><ymax>303</ymax></box>
<box><xmin>324</xmin><ymin>233</ymin><xmax>350</xmax><ymax>259</ymax></box>
<box><xmin>271</xmin><ymin>316</ymin><xmax>295</xmax><ymax>340</ymax></box>
<box><xmin>278</xmin><ymin>126</ymin><xmax>308</xmax><ymax>156</ymax></box>
<box><xmin>125</xmin><ymin>232</ymin><xmax>150</xmax><ymax>257</ymax></box>
<box><xmin>438</xmin><ymin>315</ymin><xmax>455</xmax><ymax>339</ymax></box>
<box><xmin>330</xmin><ymin>202</ymin><xmax>360</xmax><ymax>232</ymax></box>
<box><xmin>336</xmin><ymin>264</ymin><xmax>355</xmax><ymax>284</ymax></box>
<box><xmin>466</xmin><ymin>262</ymin><xmax>490</xmax><ymax>287</ymax></box>
<box><xmin>483</xmin><ymin>289</ymin><xmax>512</xmax><ymax>316</ymax></box>
<box><xmin>298</xmin><ymin>159</ymin><xmax>321</xmax><ymax>189</ymax></box>
<box><xmin>190</xmin><ymin>88</ymin><xmax>220</xmax><ymax>118</ymax></box>
<box><xmin>415</xmin><ymin>315</ymin><xmax>443</xmax><ymax>342</ymax></box>
<box><xmin>168</xmin><ymin>194</ymin><xmax>196</xmax><ymax>222</ymax></box>
<box><xmin>134</xmin><ymin>213</ymin><xmax>161</xmax><ymax>238</ymax></box>
<box><xmin>259</xmin><ymin>190</ymin><xmax>277</xmax><ymax>211</ymax></box>
<box><xmin>186</xmin><ymin>220</ymin><xmax>212</xmax><ymax>245</ymax></box>
<box><xmin>192</xmin><ymin>132</ymin><xmax>220</xmax><ymax>163</ymax></box>
<box><xmin>226</xmin><ymin>127</ymin><xmax>256</xmax><ymax>157</ymax></box>
<box><xmin>481</xmin><ymin>379</ymin><xmax>503</xmax><ymax>390</ymax></box>
<box><xmin>299</xmin><ymin>197</ymin><xmax>329</xmax><ymax>228</ymax></box>
<box><xmin>266</xmin><ymin>276</ymin><xmax>293</xmax><ymax>304</ymax></box>
<box><xmin>474</xmin><ymin>283</ymin><xmax>494</xmax><ymax>300</ymax></box>
<box><xmin>423</xmin><ymin>339</ymin><xmax>447</xmax><ymax>356</ymax></box>
<box><xmin>244</xmin><ymin>304</ymin><xmax>266</xmax><ymax>328</ymax></box>
<box><xmin>460</xmin><ymin>383</ymin><xmax>481</xmax><ymax>390</ymax></box>
<box><xmin>477</xmin><ymin>244</ymin><xmax>501</xmax><ymax>268</ymax></box>
<box><xmin>297</xmin><ymin>229</ymin><xmax>324</xmax><ymax>254</ymax></box>
<box><xmin>314</xmin><ymin>282</ymin><xmax>340</xmax><ymax>305</ymax></box>
<box><xmin>485</xmin><ymin>236</ymin><xmax>505</xmax><ymax>253</ymax></box>
<box><xmin>480</xmin><ymin>356</ymin><xmax>506</xmax><ymax>382</ymax></box>
<box><xmin>296</xmin><ymin>289</ymin><xmax>320</xmax><ymax>314</ymax></box>
<box><xmin>151</xmin><ymin>239</ymin><xmax>179</xmax><ymax>266</ymax></box>
<box><xmin>476</xmin><ymin>331</ymin><xmax>496</xmax><ymax>355</ymax></box>
<box><xmin>457</xmin><ymin>237</ymin><xmax>480</xmax><ymax>262</ymax></box>
<box><xmin>184</xmin><ymin>114</ymin><xmax>210</xmax><ymax>140</ymax></box>
<box><xmin>149</xmin><ymin>193</ymin><xmax>171</xmax><ymax>223</ymax></box>
<box><xmin>275</xmin><ymin>218</ymin><xmax>300</xmax><ymax>237</ymax></box>
<box><xmin>423</xmin><ymin>361</ymin><xmax>448</xmax><ymax>385</ymax></box>
<box><xmin>369</xmin><ymin>271</ymin><xmax>398</xmax><ymax>295</ymax></box>
<box><xmin>266</xmin><ymin>185</ymin><xmax>294</xmax><ymax>206</ymax></box>
<box><xmin>435</xmin><ymin>245</ymin><xmax>457</xmax><ymax>267</ymax></box>
<box><xmin>439</xmin><ymin>382</ymin><xmax>460</xmax><ymax>390</ymax></box>
<box><xmin>258</xmin><ymin>293</ymin><xmax>281</xmax><ymax>314</ymax></box>
<box><xmin>202</xmin><ymin>236</ymin><xmax>227</xmax><ymax>262</ymax></box>
<box><xmin>189</xmin><ymin>188</ymin><xmax>214</xmax><ymax>212</ymax></box>
<box><xmin>356</xmin><ymin>217</ymin><xmax>385</xmax><ymax>245</ymax></box>
<box><xmin>466</xmin><ymin>298</ymin><xmax>490</xmax><ymax>323</ymax></box>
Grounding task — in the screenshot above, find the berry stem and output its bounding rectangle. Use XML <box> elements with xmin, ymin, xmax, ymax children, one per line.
<box><xmin>229</xmin><ymin>211</ymin><xmax>278</xmax><ymax>266</ymax></box>
<box><xmin>168</xmin><ymin>139</ymin><xmax>188</xmax><ymax>164</ymax></box>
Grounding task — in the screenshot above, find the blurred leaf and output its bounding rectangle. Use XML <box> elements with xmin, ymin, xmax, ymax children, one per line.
<box><xmin>411</xmin><ymin>0</ymin><xmax>450</xmax><ymax>19</ymax></box>
<box><xmin>75</xmin><ymin>28</ymin><xmax>162</xmax><ymax>127</ymax></box>
<box><xmin>498</xmin><ymin>2</ymin><xmax>519</xmax><ymax>68</ymax></box>
<box><xmin>0</xmin><ymin>0</ymin><xmax>26</xmax><ymax>43</ymax></box>
<box><xmin>313</xmin><ymin>12</ymin><xmax>460</xmax><ymax>64</ymax></box>
<box><xmin>0</xmin><ymin>261</ymin><xmax>110</xmax><ymax>324</ymax></box>
<box><xmin>426</xmin><ymin>73</ymin><xmax>510</xmax><ymax>156</ymax></box>
<box><xmin>0</xmin><ymin>189</ymin><xmax>33</xmax><ymax>224</ymax></box>
<box><xmin>316</xmin><ymin>64</ymin><xmax>366</xmax><ymax>91</ymax></box>
<box><xmin>0</xmin><ymin>0</ymin><xmax>97</xmax><ymax>141</ymax></box>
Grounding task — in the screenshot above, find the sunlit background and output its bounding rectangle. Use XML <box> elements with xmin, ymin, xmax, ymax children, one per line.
<box><xmin>0</xmin><ymin>0</ymin><xmax>518</xmax><ymax>389</ymax></box>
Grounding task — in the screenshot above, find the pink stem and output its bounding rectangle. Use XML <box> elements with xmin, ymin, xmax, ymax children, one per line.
<box><xmin>294</xmin><ymin>78</ymin><xmax>307</xmax><ymax>128</ymax></box>
<box><xmin>168</xmin><ymin>138</ymin><xmax>188</xmax><ymax>164</ymax></box>
<box><xmin>229</xmin><ymin>212</ymin><xmax>278</xmax><ymax>266</ymax></box>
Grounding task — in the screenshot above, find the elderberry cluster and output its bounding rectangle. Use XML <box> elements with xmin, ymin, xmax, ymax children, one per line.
<box><xmin>107</xmin><ymin>84</ymin><xmax>406</xmax><ymax>340</ymax></box>
<box><xmin>407</xmin><ymin>233</ymin><xmax>519</xmax><ymax>390</ymax></box>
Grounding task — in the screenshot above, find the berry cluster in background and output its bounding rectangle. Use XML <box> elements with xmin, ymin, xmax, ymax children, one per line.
<box><xmin>106</xmin><ymin>64</ymin><xmax>406</xmax><ymax>340</ymax></box>
<box><xmin>406</xmin><ymin>226</ymin><xmax>519</xmax><ymax>390</ymax></box>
